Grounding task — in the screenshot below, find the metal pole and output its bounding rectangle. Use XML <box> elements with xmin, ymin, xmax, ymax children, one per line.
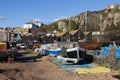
<box><xmin>85</xmin><ymin>11</ymin><xmax>87</xmax><ymax>40</ymax></box>
<box><xmin>69</xmin><ymin>18</ymin><xmax>71</xmax><ymax>42</ymax></box>
<box><xmin>99</xmin><ymin>15</ymin><xmax>103</xmax><ymax>42</ymax></box>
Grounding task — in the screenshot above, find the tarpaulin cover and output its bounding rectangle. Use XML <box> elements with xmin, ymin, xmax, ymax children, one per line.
<box><xmin>99</xmin><ymin>47</ymin><xmax>110</xmax><ymax>57</ymax></box>
<box><xmin>53</xmin><ymin>60</ymin><xmax>93</xmax><ymax>70</ymax></box>
<box><xmin>115</xmin><ymin>48</ymin><xmax>120</xmax><ymax>59</ymax></box>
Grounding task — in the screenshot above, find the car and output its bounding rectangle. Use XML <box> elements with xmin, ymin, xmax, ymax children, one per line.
<box><xmin>16</xmin><ymin>43</ymin><xmax>27</xmax><ymax>49</ymax></box>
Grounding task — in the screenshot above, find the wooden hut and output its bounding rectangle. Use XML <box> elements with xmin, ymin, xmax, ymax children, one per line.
<box><xmin>83</xmin><ymin>31</ymin><xmax>92</xmax><ymax>40</ymax></box>
<box><xmin>92</xmin><ymin>31</ymin><xmax>104</xmax><ymax>42</ymax></box>
<box><xmin>40</xmin><ymin>34</ymin><xmax>56</xmax><ymax>44</ymax></box>
<box><xmin>55</xmin><ymin>31</ymin><xmax>69</xmax><ymax>42</ymax></box>
<box><xmin>70</xmin><ymin>30</ymin><xmax>84</xmax><ymax>42</ymax></box>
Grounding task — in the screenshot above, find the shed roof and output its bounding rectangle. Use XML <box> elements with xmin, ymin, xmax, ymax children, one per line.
<box><xmin>70</xmin><ymin>30</ymin><xmax>79</xmax><ymax>35</ymax></box>
<box><xmin>55</xmin><ymin>31</ymin><xmax>67</xmax><ymax>37</ymax></box>
<box><xmin>83</xmin><ymin>32</ymin><xmax>90</xmax><ymax>35</ymax></box>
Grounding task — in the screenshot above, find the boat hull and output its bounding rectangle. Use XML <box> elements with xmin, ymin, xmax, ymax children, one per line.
<box><xmin>66</xmin><ymin>47</ymin><xmax>86</xmax><ymax>58</ymax></box>
<box><xmin>78</xmin><ymin>42</ymin><xmax>108</xmax><ymax>50</ymax></box>
<box><xmin>47</xmin><ymin>49</ymin><xmax>61</xmax><ymax>56</ymax></box>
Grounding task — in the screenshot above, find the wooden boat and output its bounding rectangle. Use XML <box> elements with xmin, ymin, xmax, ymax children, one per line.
<box><xmin>78</xmin><ymin>42</ymin><xmax>109</xmax><ymax>50</ymax></box>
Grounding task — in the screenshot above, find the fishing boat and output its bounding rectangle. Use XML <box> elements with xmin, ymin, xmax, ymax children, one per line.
<box><xmin>36</xmin><ymin>43</ymin><xmax>61</xmax><ymax>56</ymax></box>
<box><xmin>47</xmin><ymin>48</ymin><xmax>61</xmax><ymax>56</ymax></box>
<box><xmin>78</xmin><ymin>42</ymin><xmax>108</xmax><ymax>50</ymax></box>
<box><xmin>46</xmin><ymin>43</ymin><xmax>61</xmax><ymax>56</ymax></box>
<box><xmin>66</xmin><ymin>47</ymin><xmax>85</xmax><ymax>58</ymax></box>
<box><xmin>60</xmin><ymin>43</ymin><xmax>86</xmax><ymax>64</ymax></box>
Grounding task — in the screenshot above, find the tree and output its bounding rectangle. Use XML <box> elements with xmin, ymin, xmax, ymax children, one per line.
<box><xmin>52</xmin><ymin>22</ymin><xmax>59</xmax><ymax>31</ymax></box>
<box><xmin>70</xmin><ymin>20</ymin><xmax>79</xmax><ymax>30</ymax></box>
<box><xmin>105</xmin><ymin>23</ymin><xmax>116</xmax><ymax>31</ymax></box>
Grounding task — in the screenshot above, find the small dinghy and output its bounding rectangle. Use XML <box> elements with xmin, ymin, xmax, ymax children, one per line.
<box><xmin>47</xmin><ymin>48</ymin><xmax>61</xmax><ymax>56</ymax></box>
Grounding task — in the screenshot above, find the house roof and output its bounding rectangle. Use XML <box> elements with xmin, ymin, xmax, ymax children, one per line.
<box><xmin>83</xmin><ymin>32</ymin><xmax>90</xmax><ymax>35</ymax></box>
<box><xmin>25</xmin><ymin>21</ymin><xmax>33</xmax><ymax>24</ymax></box>
<box><xmin>70</xmin><ymin>30</ymin><xmax>78</xmax><ymax>35</ymax></box>
<box><xmin>55</xmin><ymin>31</ymin><xmax>67</xmax><ymax>37</ymax></box>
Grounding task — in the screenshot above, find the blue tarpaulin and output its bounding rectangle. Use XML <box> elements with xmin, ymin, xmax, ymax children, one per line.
<box><xmin>99</xmin><ymin>47</ymin><xmax>111</xmax><ymax>57</ymax></box>
<box><xmin>14</xmin><ymin>34</ymin><xmax>22</xmax><ymax>41</ymax></box>
<box><xmin>115</xmin><ymin>48</ymin><xmax>120</xmax><ymax>59</ymax></box>
<box><xmin>52</xmin><ymin>60</ymin><xmax>94</xmax><ymax>70</ymax></box>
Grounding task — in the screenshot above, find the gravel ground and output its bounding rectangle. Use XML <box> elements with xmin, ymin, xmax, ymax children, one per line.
<box><xmin>0</xmin><ymin>50</ymin><xmax>120</xmax><ymax>80</ymax></box>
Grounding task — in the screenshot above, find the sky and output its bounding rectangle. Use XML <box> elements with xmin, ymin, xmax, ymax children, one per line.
<box><xmin>0</xmin><ymin>0</ymin><xmax>119</xmax><ymax>28</ymax></box>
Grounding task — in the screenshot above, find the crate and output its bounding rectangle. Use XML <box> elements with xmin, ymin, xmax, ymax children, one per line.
<box><xmin>0</xmin><ymin>42</ymin><xmax>7</xmax><ymax>51</ymax></box>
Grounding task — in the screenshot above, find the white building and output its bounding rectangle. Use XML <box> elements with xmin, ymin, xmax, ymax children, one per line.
<box><xmin>23</xmin><ymin>21</ymin><xmax>39</xmax><ymax>29</ymax></box>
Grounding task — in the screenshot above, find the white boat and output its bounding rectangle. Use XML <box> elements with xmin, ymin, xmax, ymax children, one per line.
<box><xmin>36</xmin><ymin>44</ymin><xmax>51</xmax><ymax>56</ymax></box>
<box><xmin>61</xmin><ymin>46</ymin><xmax>86</xmax><ymax>64</ymax></box>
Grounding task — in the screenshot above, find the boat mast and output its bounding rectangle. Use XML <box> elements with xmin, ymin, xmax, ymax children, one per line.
<box><xmin>69</xmin><ymin>18</ymin><xmax>71</xmax><ymax>42</ymax></box>
<box><xmin>85</xmin><ymin>11</ymin><xmax>87</xmax><ymax>41</ymax></box>
<box><xmin>99</xmin><ymin>14</ymin><xmax>103</xmax><ymax>42</ymax></box>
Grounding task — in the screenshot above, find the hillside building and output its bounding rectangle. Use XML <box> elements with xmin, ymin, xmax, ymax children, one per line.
<box><xmin>23</xmin><ymin>21</ymin><xmax>39</xmax><ymax>29</ymax></box>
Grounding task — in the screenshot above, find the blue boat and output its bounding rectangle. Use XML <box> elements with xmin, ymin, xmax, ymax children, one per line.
<box><xmin>47</xmin><ymin>48</ymin><xmax>61</xmax><ymax>56</ymax></box>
